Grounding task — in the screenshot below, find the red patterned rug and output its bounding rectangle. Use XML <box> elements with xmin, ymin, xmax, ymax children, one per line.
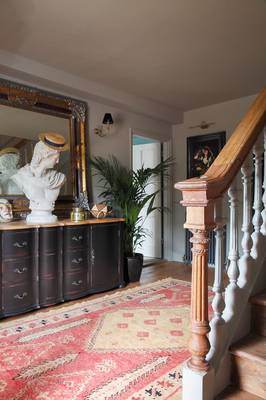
<box><xmin>0</xmin><ymin>278</ymin><xmax>192</xmax><ymax>400</ymax></box>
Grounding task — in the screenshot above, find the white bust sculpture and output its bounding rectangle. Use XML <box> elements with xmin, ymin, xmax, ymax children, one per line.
<box><xmin>12</xmin><ymin>132</ymin><xmax>68</xmax><ymax>224</ymax></box>
<box><xmin>0</xmin><ymin>148</ymin><xmax>23</xmax><ymax>195</ymax></box>
<box><xmin>0</xmin><ymin>198</ymin><xmax>13</xmax><ymax>222</ymax></box>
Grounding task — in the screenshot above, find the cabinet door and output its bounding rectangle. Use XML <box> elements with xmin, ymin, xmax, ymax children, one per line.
<box><xmin>39</xmin><ymin>227</ymin><xmax>63</xmax><ymax>306</ymax></box>
<box><xmin>90</xmin><ymin>223</ymin><xmax>123</xmax><ymax>292</ymax></box>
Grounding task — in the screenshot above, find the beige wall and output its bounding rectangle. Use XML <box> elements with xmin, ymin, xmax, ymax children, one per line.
<box><xmin>88</xmin><ymin>100</ymin><xmax>172</xmax><ymax>202</ymax></box>
<box><xmin>0</xmin><ymin>73</ymin><xmax>172</xmax><ymax>204</ymax></box>
<box><xmin>172</xmin><ymin>93</ymin><xmax>257</xmax><ymax>262</ymax></box>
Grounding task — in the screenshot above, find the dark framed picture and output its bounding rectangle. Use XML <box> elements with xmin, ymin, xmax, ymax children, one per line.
<box><xmin>187</xmin><ymin>131</ymin><xmax>226</xmax><ymax>178</ymax></box>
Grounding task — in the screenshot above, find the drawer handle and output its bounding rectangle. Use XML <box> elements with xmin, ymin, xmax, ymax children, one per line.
<box><xmin>13</xmin><ymin>241</ymin><xmax>28</xmax><ymax>248</ymax></box>
<box><xmin>72</xmin><ymin>280</ymin><xmax>83</xmax><ymax>286</ymax></box>
<box><xmin>14</xmin><ymin>292</ymin><xmax>28</xmax><ymax>300</ymax></box>
<box><xmin>72</xmin><ymin>235</ymin><xmax>83</xmax><ymax>242</ymax></box>
<box><xmin>91</xmin><ymin>248</ymin><xmax>95</xmax><ymax>265</ymax></box>
<box><xmin>72</xmin><ymin>257</ymin><xmax>83</xmax><ymax>264</ymax></box>
<box><xmin>14</xmin><ymin>267</ymin><xmax>28</xmax><ymax>274</ymax></box>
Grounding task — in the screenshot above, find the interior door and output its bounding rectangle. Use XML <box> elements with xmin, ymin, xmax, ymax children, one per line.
<box><xmin>132</xmin><ymin>142</ymin><xmax>161</xmax><ymax>258</ymax></box>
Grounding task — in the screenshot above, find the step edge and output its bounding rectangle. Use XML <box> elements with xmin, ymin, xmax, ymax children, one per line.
<box><xmin>230</xmin><ymin>347</ymin><xmax>266</xmax><ymax>364</ymax></box>
<box><xmin>250</xmin><ymin>293</ymin><xmax>266</xmax><ymax>306</ymax></box>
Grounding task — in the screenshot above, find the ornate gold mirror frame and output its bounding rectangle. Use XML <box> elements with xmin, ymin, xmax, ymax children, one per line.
<box><xmin>0</xmin><ymin>78</ymin><xmax>88</xmax><ymax>218</ymax></box>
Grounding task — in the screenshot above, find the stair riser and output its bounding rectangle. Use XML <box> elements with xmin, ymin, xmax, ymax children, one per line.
<box><xmin>231</xmin><ymin>355</ymin><xmax>266</xmax><ymax>398</ymax></box>
<box><xmin>252</xmin><ymin>304</ymin><xmax>266</xmax><ymax>337</ymax></box>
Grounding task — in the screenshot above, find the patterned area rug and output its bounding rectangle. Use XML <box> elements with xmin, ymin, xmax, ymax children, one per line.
<box><xmin>0</xmin><ymin>278</ymin><xmax>192</xmax><ymax>400</ymax></box>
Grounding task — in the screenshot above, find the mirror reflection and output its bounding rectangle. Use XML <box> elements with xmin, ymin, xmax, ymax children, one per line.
<box><xmin>0</xmin><ymin>105</ymin><xmax>72</xmax><ymax>196</ymax></box>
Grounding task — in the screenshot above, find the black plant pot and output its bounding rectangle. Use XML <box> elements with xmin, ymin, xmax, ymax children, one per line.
<box><xmin>125</xmin><ymin>253</ymin><xmax>143</xmax><ymax>283</ymax></box>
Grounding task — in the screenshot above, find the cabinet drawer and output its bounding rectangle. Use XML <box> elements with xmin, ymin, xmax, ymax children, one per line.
<box><xmin>64</xmin><ymin>226</ymin><xmax>87</xmax><ymax>250</ymax></box>
<box><xmin>2</xmin><ymin>282</ymin><xmax>36</xmax><ymax>314</ymax></box>
<box><xmin>64</xmin><ymin>249</ymin><xmax>88</xmax><ymax>273</ymax></box>
<box><xmin>40</xmin><ymin>227</ymin><xmax>60</xmax><ymax>254</ymax></box>
<box><xmin>2</xmin><ymin>257</ymin><xmax>33</xmax><ymax>284</ymax></box>
<box><xmin>2</xmin><ymin>230</ymin><xmax>33</xmax><ymax>258</ymax></box>
<box><xmin>40</xmin><ymin>253</ymin><xmax>61</xmax><ymax>277</ymax></box>
<box><xmin>64</xmin><ymin>271</ymin><xmax>88</xmax><ymax>297</ymax></box>
<box><xmin>39</xmin><ymin>276</ymin><xmax>62</xmax><ymax>306</ymax></box>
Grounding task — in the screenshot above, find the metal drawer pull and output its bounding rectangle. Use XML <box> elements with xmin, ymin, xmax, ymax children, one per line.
<box><xmin>14</xmin><ymin>267</ymin><xmax>28</xmax><ymax>274</ymax></box>
<box><xmin>72</xmin><ymin>235</ymin><xmax>83</xmax><ymax>242</ymax></box>
<box><xmin>14</xmin><ymin>292</ymin><xmax>28</xmax><ymax>300</ymax></box>
<box><xmin>72</xmin><ymin>257</ymin><xmax>83</xmax><ymax>264</ymax></box>
<box><xmin>72</xmin><ymin>280</ymin><xmax>83</xmax><ymax>286</ymax></box>
<box><xmin>13</xmin><ymin>241</ymin><xmax>28</xmax><ymax>248</ymax></box>
<box><xmin>91</xmin><ymin>248</ymin><xmax>95</xmax><ymax>265</ymax></box>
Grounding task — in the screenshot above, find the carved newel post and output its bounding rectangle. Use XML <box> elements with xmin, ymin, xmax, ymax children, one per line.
<box><xmin>185</xmin><ymin>204</ymin><xmax>214</xmax><ymax>371</ymax></box>
<box><xmin>189</xmin><ymin>228</ymin><xmax>210</xmax><ymax>370</ymax></box>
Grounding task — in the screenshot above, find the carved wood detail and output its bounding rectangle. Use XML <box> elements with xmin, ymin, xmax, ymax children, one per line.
<box><xmin>188</xmin><ymin>228</ymin><xmax>211</xmax><ymax>371</ymax></box>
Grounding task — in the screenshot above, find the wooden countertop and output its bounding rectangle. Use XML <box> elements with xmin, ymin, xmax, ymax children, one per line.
<box><xmin>0</xmin><ymin>217</ymin><xmax>125</xmax><ymax>230</ymax></box>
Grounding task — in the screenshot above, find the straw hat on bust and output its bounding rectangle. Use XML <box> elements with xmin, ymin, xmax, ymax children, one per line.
<box><xmin>0</xmin><ymin>147</ymin><xmax>20</xmax><ymax>157</ymax></box>
<box><xmin>39</xmin><ymin>132</ymin><xmax>69</xmax><ymax>151</ymax></box>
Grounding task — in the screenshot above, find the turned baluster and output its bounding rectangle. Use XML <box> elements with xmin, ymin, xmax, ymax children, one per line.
<box><xmin>208</xmin><ymin>197</ymin><xmax>226</xmax><ymax>364</ymax></box>
<box><xmin>261</xmin><ymin>127</ymin><xmax>266</xmax><ymax>236</ymax></box>
<box><xmin>211</xmin><ymin>197</ymin><xmax>226</xmax><ymax>323</ymax></box>
<box><xmin>227</xmin><ymin>182</ymin><xmax>240</xmax><ymax>287</ymax></box>
<box><xmin>251</xmin><ymin>137</ymin><xmax>264</xmax><ymax>258</ymax></box>
<box><xmin>237</xmin><ymin>156</ymin><xmax>254</xmax><ymax>287</ymax></box>
<box><xmin>241</xmin><ymin>158</ymin><xmax>253</xmax><ymax>259</ymax></box>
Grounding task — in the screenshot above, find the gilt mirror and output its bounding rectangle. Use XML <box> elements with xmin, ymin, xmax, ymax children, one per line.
<box><xmin>0</xmin><ymin>78</ymin><xmax>88</xmax><ymax>218</ymax></box>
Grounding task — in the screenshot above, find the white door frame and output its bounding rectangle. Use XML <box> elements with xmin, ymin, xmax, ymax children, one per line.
<box><xmin>129</xmin><ymin>128</ymin><xmax>173</xmax><ymax>261</ymax></box>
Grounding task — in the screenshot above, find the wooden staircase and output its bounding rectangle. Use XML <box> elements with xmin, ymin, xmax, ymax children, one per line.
<box><xmin>176</xmin><ymin>88</ymin><xmax>266</xmax><ymax>399</ymax></box>
<box><xmin>217</xmin><ymin>293</ymin><xmax>266</xmax><ymax>399</ymax></box>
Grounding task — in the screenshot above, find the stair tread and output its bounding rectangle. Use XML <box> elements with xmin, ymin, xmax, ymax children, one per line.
<box><xmin>216</xmin><ymin>386</ymin><xmax>264</xmax><ymax>399</ymax></box>
<box><xmin>250</xmin><ymin>292</ymin><xmax>266</xmax><ymax>306</ymax></box>
<box><xmin>230</xmin><ymin>334</ymin><xmax>266</xmax><ymax>364</ymax></box>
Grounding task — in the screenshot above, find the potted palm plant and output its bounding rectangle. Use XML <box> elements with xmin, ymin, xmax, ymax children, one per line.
<box><xmin>90</xmin><ymin>155</ymin><xmax>172</xmax><ymax>282</ymax></box>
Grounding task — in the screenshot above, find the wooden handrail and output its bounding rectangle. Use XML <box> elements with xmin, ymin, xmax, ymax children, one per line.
<box><xmin>175</xmin><ymin>87</ymin><xmax>266</xmax><ymax>205</ymax></box>
<box><xmin>175</xmin><ymin>87</ymin><xmax>266</xmax><ymax>372</ymax></box>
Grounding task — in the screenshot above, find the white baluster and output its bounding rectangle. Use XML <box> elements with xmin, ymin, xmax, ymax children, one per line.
<box><xmin>251</xmin><ymin>136</ymin><xmax>264</xmax><ymax>258</ymax></box>
<box><xmin>227</xmin><ymin>182</ymin><xmax>240</xmax><ymax>287</ymax></box>
<box><xmin>238</xmin><ymin>156</ymin><xmax>254</xmax><ymax>288</ymax></box>
<box><xmin>208</xmin><ymin>197</ymin><xmax>226</xmax><ymax>365</ymax></box>
<box><xmin>212</xmin><ymin>197</ymin><xmax>226</xmax><ymax>322</ymax></box>
<box><xmin>261</xmin><ymin>127</ymin><xmax>266</xmax><ymax>236</ymax></box>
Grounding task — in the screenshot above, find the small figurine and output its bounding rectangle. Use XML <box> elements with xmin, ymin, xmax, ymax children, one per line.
<box><xmin>0</xmin><ymin>198</ymin><xmax>13</xmax><ymax>222</ymax></box>
<box><xmin>11</xmin><ymin>132</ymin><xmax>69</xmax><ymax>224</ymax></box>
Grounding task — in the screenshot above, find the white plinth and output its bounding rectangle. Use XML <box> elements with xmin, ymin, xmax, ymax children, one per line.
<box><xmin>182</xmin><ymin>362</ymin><xmax>214</xmax><ymax>400</ymax></box>
<box><xmin>26</xmin><ymin>211</ymin><xmax>58</xmax><ymax>224</ymax></box>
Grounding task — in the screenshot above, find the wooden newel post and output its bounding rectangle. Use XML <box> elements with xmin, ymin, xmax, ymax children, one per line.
<box><xmin>184</xmin><ymin>204</ymin><xmax>215</xmax><ymax>372</ymax></box>
<box><xmin>189</xmin><ymin>227</ymin><xmax>210</xmax><ymax>371</ymax></box>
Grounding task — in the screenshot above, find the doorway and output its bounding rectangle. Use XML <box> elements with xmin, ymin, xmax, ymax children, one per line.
<box><xmin>132</xmin><ymin>134</ymin><xmax>163</xmax><ymax>260</ymax></box>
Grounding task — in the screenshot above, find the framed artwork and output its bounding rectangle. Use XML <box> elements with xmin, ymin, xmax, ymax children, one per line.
<box><xmin>187</xmin><ymin>131</ymin><xmax>226</xmax><ymax>178</ymax></box>
<box><xmin>185</xmin><ymin>131</ymin><xmax>226</xmax><ymax>265</ymax></box>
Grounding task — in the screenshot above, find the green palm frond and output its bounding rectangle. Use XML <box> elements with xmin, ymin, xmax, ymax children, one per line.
<box><xmin>91</xmin><ymin>155</ymin><xmax>173</xmax><ymax>256</ymax></box>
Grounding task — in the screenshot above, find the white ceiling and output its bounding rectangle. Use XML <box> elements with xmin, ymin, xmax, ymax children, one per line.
<box><xmin>0</xmin><ymin>0</ymin><xmax>265</xmax><ymax>112</ymax></box>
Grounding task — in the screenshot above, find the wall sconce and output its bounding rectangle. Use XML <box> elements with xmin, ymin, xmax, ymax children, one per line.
<box><xmin>94</xmin><ymin>113</ymin><xmax>114</xmax><ymax>137</ymax></box>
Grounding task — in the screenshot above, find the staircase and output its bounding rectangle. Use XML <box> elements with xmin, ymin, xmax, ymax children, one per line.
<box><xmin>217</xmin><ymin>293</ymin><xmax>266</xmax><ymax>399</ymax></box>
<box><xmin>176</xmin><ymin>88</ymin><xmax>266</xmax><ymax>400</ymax></box>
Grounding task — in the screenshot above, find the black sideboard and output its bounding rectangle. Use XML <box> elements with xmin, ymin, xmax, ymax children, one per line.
<box><xmin>0</xmin><ymin>218</ymin><xmax>124</xmax><ymax>318</ymax></box>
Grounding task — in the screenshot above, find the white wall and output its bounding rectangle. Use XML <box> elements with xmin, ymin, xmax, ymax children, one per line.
<box><xmin>172</xmin><ymin>94</ymin><xmax>257</xmax><ymax>262</ymax></box>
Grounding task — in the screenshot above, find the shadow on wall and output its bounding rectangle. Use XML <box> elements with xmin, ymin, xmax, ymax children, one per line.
<box><xmin>0</xmin><ymin>0</ymin><xmax>35</xmax><ymax>53</ymax></box>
